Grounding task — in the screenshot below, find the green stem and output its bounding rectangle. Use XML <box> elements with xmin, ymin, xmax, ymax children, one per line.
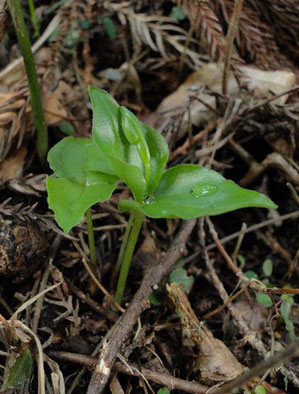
<box><xmin>28</xmin><ymin>0</ymin><xmax>40</xmax><ymax>38</ymax></box>
<box><xmin>86</xmin><ymin>208</ymin><xmax>96</xmax><ymax>268</ymax></box>
<box><xmin>8</xmin><ymin>0</ymin><xmax>48</xmax><ymax>160</ymax></box>
<box><xmin>114</xmin><ymin>211</ymin><xmax>145</xmax><ymax>305</ymax></box>
<box><xmin>114</xmin><ymin>212</ymin><xmax>135</xmax><ymax>275</ymax></box>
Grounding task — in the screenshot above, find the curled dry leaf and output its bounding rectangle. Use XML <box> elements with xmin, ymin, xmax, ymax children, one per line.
<box><xmin>0</xmin><ymin>146</ymin><xmax>27</xmax><ymax>184</ymax></box>
<box><xmin>167</xmin><ymin>283</ymin><xmax>244</xmax><ymax>382</ymax></box>
<box><xmin>43</xmin><ymin>92</ymin><xmax>69</xmax><ymax>126</ymax></box>
<box><xmin>0</xmin><ymin>92</ymin><xmax>28</xmax><ymax>161</ymax></box>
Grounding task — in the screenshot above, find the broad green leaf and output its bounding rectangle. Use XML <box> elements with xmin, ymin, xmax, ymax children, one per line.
<box><xmin>168</xmin><ymin>268</ymin><xmax>194</xmax><ymax>293</ymax></box>
<box><xmin>119</xmin><ymin>107</ymin><xmax>169</xmax><ymax>192</ymax></box>
<box><xmin>48</xmin><ymin>136</ymin><xmax>116</xmax><ymax>181</ymax></box>
<box><xmin>89</xmin><ymin>87</ymin><xmax>146</xmax><ymax>200</ymax></box>
<box><xmin>89</xmin><ymin>87</ymin><xmax>168</xmax><ymax>200</ymax></box>
<box><xmin>89</xmin><ymin>86</ymin><xmax>124</xmax><ymax>159</ymax></box>
<box><xmin>105</xmin><ymin>154</ymin><xmax>146</xmax><ymax>201</ymax></box>
<box><xmin>143</xmin><ymin>124</ymin><xmax>169</xmax><ymax>193</ymax></box>
<box><xmin>136</xmin><ymin>164</ymin><xmax>277</xmax><ymax>219</ymax></box>
<box><xmin>262</xmin><ymin>259</ymin><xmax>273</xmax><ymax>277</ymax></box>
<box><xmin>120</xmin><ymin>106</ymin><xmax>143</xmax><ymax>145</ymax></box>
<box><xmin>120</xmin><ymin>106</ymin><xmax>151</xmax><ymax>183</ymax></box>
<box><xmin>1</xmin><ymin>347</ymin><xmax>33</xmax><ymax>391</ymax></box>
<box><xmin>256</xmin><ymin>292</ymin><xmax>273</xmax><ymax>308</ymax></box>
<box><xmin>120</xmin><ymin>110</ymin><xmax>169</xmax><ymax>194</ymax></box>
<box><xmin>47</xmin><ymin>177</ymin><xmax>116</xmax><ymax>233</ymax></box>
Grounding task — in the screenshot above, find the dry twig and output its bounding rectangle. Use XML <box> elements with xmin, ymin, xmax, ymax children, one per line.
<box><xmin>49</xmin><ymin>350</ymin><xmax>208</xmax><ymax>393</ymax></box>
<box><xmin>87</xmin><ymin>219</ymin><xmax>196</xmax><ymax>394</ymax></box>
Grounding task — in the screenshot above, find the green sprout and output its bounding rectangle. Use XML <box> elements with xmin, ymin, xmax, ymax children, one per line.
<box><xmin>46</xmin><ymin>87</ymin><xmax>277</xmax><ymax>305</ymax></box>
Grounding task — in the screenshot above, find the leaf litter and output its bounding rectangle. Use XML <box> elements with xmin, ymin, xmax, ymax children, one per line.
<box><xmin>0</xmin><ymin>1</ymin><xmax>298</xmax><ymax>393</ymax></box>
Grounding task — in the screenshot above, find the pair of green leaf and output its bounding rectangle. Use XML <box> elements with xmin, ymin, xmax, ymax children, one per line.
<box><xmin>47</xmin><ymin>87</ymin><xmax>277</xmax><ymax>234</ymax></box>
<box><xmin>47</xmin><ymin>137</ymin><xmax>117</xmax><ymax>233</ymax></box>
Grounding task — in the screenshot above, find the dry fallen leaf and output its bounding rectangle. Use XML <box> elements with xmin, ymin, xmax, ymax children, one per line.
<box><xmin>155</xmin><ymin>63</ymin><xmax>296</xmax><ymax>133</ymax></box>
<box><xmin>0</xmin><ymin>146</ymin><xmax>27</xmax><ymax>183</ymax></box>
<box><xmin>43</xmin><ymin>92</ymin><xmax>69</xmax><ymax>125</ymax></box>
<box><xmin>240</xmin><ymin>66</ymin><xmax>296</xmax><ymax>105</ymax></box>
<box><xmin>0</xmin><ymin>92</ymin><xmax>28</xmax><ymax>161</ymax></box>
<box><xmin>167</xmin><ymin>283</ymin><xmax>244</xmax><ymax>382</ymax></box>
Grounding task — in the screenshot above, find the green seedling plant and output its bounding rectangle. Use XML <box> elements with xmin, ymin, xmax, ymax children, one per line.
<box><xmin>245</xmin><ymin>259</ymin><xmax>296</xmax><ymax>340</ymax></box>
<box><xmin>46</xmin><ymin>87</ymin><xmax>277</xmax><ymax>305</ymax></box>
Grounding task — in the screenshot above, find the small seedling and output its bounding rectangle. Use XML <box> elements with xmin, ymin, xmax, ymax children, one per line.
<box><xmin>46</xmin><ymin>87</ymin><xmax>277</xmax><ymax>305</ymax></box>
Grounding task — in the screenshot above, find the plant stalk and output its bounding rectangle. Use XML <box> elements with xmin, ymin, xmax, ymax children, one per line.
<box><xmin>115</xmin><ymin>211</ymin><xmax>145</xmax><ymax>305</ymax></box>
<box><xmin>8</xmin><ymin>0</ymin><xmax>48</xmax><ymax>160</ymax></box>
<box><xmin>113</xmin><ymin>212</ymin><xmax>135</xmax><ymax>282</ymax></box>
<box><xmin>28</xmin><ymin>0</ymin><xmax>40</xmax><ymax>38</ymax></box>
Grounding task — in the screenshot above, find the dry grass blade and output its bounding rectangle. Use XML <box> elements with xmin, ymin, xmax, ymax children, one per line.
<box><xmin>81</xmin><ymin>258</ymin><xmax>125</xmax><ymax>314</ymax></box>
<box><xmin>14</xmin><ymin>321</ymin><xmax>46</xmax><ymax>394</ymax></box>
<box><xmin>11</xmin><ymin>282</ymin><xmax>62</xmax><ymax>321</ymax></box>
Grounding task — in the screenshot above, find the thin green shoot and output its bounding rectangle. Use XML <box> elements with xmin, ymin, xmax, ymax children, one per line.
<box><xmin>8</xmin><ymin>0</ymin><xmax>48</xmax><ymax>161</ymax></box>
<box><xmin>114</xmin><ymin>211</ymin><xmax>145</xmax><ymax>305</ymax></box>
<box><xmin>28</xmin><ymin>0</ymin><xmax>40</xmax><ymax>38</ymax></box>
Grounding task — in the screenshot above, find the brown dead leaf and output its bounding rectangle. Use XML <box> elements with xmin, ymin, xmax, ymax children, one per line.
<box><xmin>43</xmin><ymin>92</ymin><xmax>69</xmax><ymax>125</ymax></box>
<box><xmin>0</xmin><ymin>146</ymin><xmax>27</xmax><ymax>183</ymax></box>
<box><xmin>167</xmin><ymin>283</ymin><xmax>244</xmax><ymax>382</ymax></box>
<box><xmin>240</xmin><ymin>67</ymin><xmax>296</xmax><ymax>105</ymax></box>
<box><xmin>155</xmin><ymin>63</ymin><xmax>296</xmax><ymax>135</ymax></box>
<box><xmin>0</xmin><ymin>91</ymin><xmax>30</xmax><ymax>161</ymax></box>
